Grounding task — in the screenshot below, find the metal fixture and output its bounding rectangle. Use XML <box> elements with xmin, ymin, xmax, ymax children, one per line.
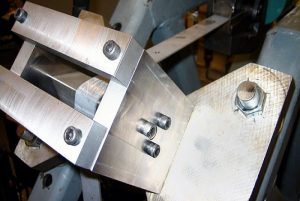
<box><xmin>136</xmin><ymin>119</ymin><xmax>157</xmax><ymax>139</ymax></box>
<box><xmin>14</xmin><ymin>8</ymin><xmax>28</xmax><ymax>23</ymax></box>
<box><xmin>103</xmin><ymin>40</ymin><xmax>121</xmax><ymax>60</ymax></box>
<box><xmin>6</xmin><ymin>3</ymin><xmax>193</xmax><ymax>192</ymax></box>
<box><xmin>153</xmin><ymin>112</ymin><xmax>171</xmax><ymax>130</ymax></box>
<box><xmin>235</xmin><ymin>81</ymin><xmax>266</xmax><ymax>117</ymax></box>
<box><xmin>64</xmin><ymin>126</ymin><xmax>82</xmax><ymax>146</ymax></box>
<box><xmin>1</xmin><ymin>2</ymin><xmax>294</xmax><ymax>197</ymax></box>
<box><xmin>142</xmin><ymin>140</ymin><xmax>160</xmax><ymax>158</ymax></box>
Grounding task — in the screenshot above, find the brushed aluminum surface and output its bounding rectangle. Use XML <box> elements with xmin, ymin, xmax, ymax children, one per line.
<box><xmin>12</xmin><ymin>2</ymin><xmax>133</xmax><ymax>85</ymax></box>
<box><xmin>93</xmin><ymin>53</ymin><xmax>194</xmax><ymax>193</ymax></box>
<box><xmin>0</xmin><ymin>66</ymin><xmax>94</xmax><ymax>163</ymax></box>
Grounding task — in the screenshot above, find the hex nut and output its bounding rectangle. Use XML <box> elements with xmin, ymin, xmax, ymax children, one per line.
<box><xmin>235</xmin><ymin>81</ymin><xmax>266</xmax><ymax>117</ymax></box>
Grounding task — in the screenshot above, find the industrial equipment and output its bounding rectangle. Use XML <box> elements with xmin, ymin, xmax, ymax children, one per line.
<box><xmin>0</xmin><ymin>1</ymin><xmax>299</xmax><ymax>201</ymax></box>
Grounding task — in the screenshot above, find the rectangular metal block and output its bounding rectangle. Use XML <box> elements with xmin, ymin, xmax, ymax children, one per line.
<box><xmin>0</xmin><ymin>66</ymin><xmax>94</xmax><ymax>164</ymax></box>
<box><xmin>12</xmin><ymin>2</ymin><xmax>133</xmax><ymax>84</ymax></box>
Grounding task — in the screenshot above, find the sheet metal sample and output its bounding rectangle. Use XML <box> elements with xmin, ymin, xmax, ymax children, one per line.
<box><xmin>148</xmin><ymin>63</ymin><xmax>292</xmax><ymax>200</ymax></box>
<box><xmin>147</xmin><ymin>15</ymin><xmax>228</xmax><ymax>63</ymax></box>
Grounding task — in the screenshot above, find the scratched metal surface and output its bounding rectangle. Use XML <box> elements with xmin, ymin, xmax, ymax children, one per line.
<box><xmin>148</xmin><ymin>63</ymin><xmax>292</xmax><ymax>201</ymax></box>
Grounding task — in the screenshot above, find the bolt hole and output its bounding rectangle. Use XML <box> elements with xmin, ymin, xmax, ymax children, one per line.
<box><xmin>112</xmin><ymin>22</ymin><xmax>122</xmax><ymax>31</ymax></box>
<box><xmin>42</xmin><ymin>174</ymin><xmax>52</xmax><ymax>189</ymax></box>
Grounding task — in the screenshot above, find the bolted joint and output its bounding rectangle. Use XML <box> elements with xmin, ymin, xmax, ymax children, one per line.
<box><xmin>235</xmin><ymin>81</ymin><xmax>266</xmax><ymax>117</ymax></box>
<box><xmin>136</xmin><ymin>119</ymin><xmax>157</xmax><ymax>139</ymax></box>
<box><xmin>14</xmin><ymin>8</ymin><xmax>28</xmax><ymax>23</ymax></box>
<box><xmin>143</xmin><ymin>140</ymin><xmax>160</xmax><ymax>158</ymax></box>
<box><xmin>153</xmin><ymin>112</ymin><xmax>171</xmax><ymax>130</ymax></box>
<box><xmin>64</xmin><ymin>126</ymin><xmax>82</xmax><ymax>146</ymax></box>
<box><xmin>103</xmin><ymin>40</ymin><xmax>121</xmax><ymax>60</ymax></box>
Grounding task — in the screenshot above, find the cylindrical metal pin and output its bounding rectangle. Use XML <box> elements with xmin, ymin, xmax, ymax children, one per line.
<box><xmin>136</xmin><ymin>119</ymin><xmax>157</xmax><ymax>139</ymax></box>
<box><xmin>153</xmin><ymin>112</ymin><xmax>171</xmax><ymax>130</ymax></box>
<box><xmin>142</xmin><ymin>140</ymin><xmax>160</xmax><ymax>158</ymax></box>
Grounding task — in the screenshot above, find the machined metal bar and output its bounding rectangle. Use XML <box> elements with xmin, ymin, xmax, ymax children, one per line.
<box><xmin>147</xmin><ymin>15</ymin><xmax>228</xmax><ymax>63</ymax></box>
<box><xmin>0</xmin><ymin>66</ymin><xmax>94</xmax><ymax>164</ymax></box>
<box><xmin>10</xmin><ymin>41</ymin><xmax>35</xmax><ymax>76</ymax></box>
<box><xmin>12</xmin><ymin>2</ymin><xmax>134</xmax><ymax>85</ymax></box>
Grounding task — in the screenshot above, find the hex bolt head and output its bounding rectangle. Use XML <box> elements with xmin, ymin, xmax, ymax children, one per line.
<box><xmin>103</xmin><ymin>40</ymin><xmax>121</xmax><ymax>60</ymax></box>
<box><xmin>236</xmin><ymin>81</ymin><xmax>260</xmax><ymax>110</ymax></box>
<box><xmin>14</xmin><ymin>8</ymin><xmax>28</xmax><ymax>23</ymax></box>
<box><xmin>153</xmin><ymin>112</ymin><xmax>171</xmax><ymax>130</ymax></box>
<box><xmin>64</xmin><ymin>126</ymin><xmax>82</xmax><ymax>146</ymax></box>
<box><xmin>136</xmin><ymin>119</ymin><xmax>157</xmax><ymax>140</ymax></box>
<box><xmin>143</xmin><ymin>140</ymin><xmax>160</xmax><ymax>158</ymax></box>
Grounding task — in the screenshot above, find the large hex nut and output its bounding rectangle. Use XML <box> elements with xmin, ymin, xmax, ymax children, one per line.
<box><xmin>235</xmin><ymin>81</ymin><xmax>266</xmax><ymax>117</ymax></box>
